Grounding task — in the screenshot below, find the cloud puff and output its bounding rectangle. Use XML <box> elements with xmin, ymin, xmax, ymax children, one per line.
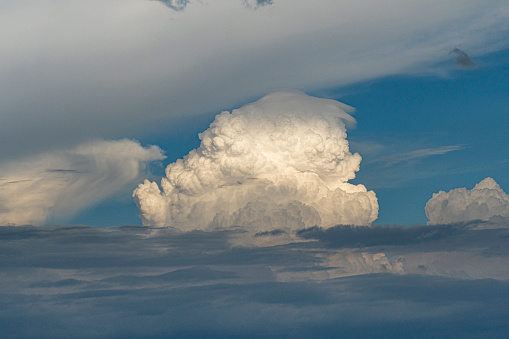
<box><xmin>242</xmin><ymin>0</ymin><xmax>274</xmax><ymax>9</ymax></box>
<box><xmin>157</xmin><ymin>0</ymin><xmax>190</xmax><ymax>11</ymax></box>
<box><xmin>425</xmin><ymin>177</ymin><xmax>509</xmax><ymax>224</ymax></box>
<box><xmin>449</xmin><ymin>48</ymin><xmax>477</xmax><ymax>68</ymax></box>
<box><xmin>0</xmin><ymin>140</ymin><xmax>164</xmax><ymax>226</ymax></box>
<box><xmin>134</xmin><ymin>91</ymin><xmax>378</xmax><ymax>231</ymax></box>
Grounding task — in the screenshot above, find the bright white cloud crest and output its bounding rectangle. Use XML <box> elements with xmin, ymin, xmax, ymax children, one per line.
<box><xmin>425</xmin><ymin>177</ymin><xmax>509</xmax><ymax>224</ymax></box>
<box><xmin>0</xmin><ymin>140</ymin><xmax>164</xmax><ymax>226</ymax></box>
<box><xmin>134</xmin><ymin>91</ymin><xmax>378</xmax><ymax>230</ymax></box>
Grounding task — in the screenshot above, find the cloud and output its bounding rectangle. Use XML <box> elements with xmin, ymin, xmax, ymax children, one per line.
<box><xmin>296</xmin><ymin>223</ymin><xmax>470</xmax><ymax>248</ymax></box>
<box><xmin>1</xmin><ymin>223</ymin><xmax>509</xmax><ymax>338</ymax></box>
<box><xmin>1</xmin><ymin>0</ymin><xmax>508</xmax><ymax>162</ymax></box>
<box><xmin>157</xmin><ymin>0</ymin><xmax>273</xmax><ymax>10</ymax></box>
<box><xmin>242</xmin><ymin>0</ymin><xmax>274</xmax><ymax>9</ymax></box>
<box><xmin>133</xmin><ymin>91</ymin><xmax>378</xmax><ymax>231</ymax></box>
<box><xmin>157</xmin><ymin>0</ymin><xmax>190</xmax><ymax>11</ymax></box>
<box><xmin>450</xmin><ymin>48</ymin><xmax>477</xmax><ymax>68</ymax></box>
<box><xmin>0</xmin><ymin>140</ymin><xmax>165</xmax><ymax>226</ymax></box>
<box><xmin>370</xmin><ymin>145</ymin><xmax>464</xmax><ymax>167</ymax></box>
<box><xmin>425</xmin><ymin>177</ymin><xmax>509</xmax><ymax>224</ymax></box>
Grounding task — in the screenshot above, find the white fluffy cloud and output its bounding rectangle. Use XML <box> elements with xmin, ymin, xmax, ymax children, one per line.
<box><xmin>0</xmin><ymin>140</ymin><xmax>164</xmax><ymax>226</ymax></box>
<box><xmin>133</xmin><ymin>91</ymin><xmax>378</xmax><ymax>231</ymax></box>
<box><xmin>425</xmin><ymin>177</ymin><xmax>509</xmax><ymax>224</ymax></box>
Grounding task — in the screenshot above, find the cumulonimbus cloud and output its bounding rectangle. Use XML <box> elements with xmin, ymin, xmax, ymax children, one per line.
<box><xmin>0</xmin><ymin>139</ymin><xmax>165</xmax><ymax>226</ymax></box>
<box><xmin>425</xmin><ymin>177</ymin><xmax>509</xmax><ymax>224</ymax></box>
<box><xmin>133</xmin><ymin>91</ymin><xmax>378</xmax><ymax>231</ymax></box>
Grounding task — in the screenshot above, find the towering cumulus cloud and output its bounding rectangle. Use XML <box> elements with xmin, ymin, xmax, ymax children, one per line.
<box><xmin>426</xmin><ymin>177</ymin><xmax>509</xmax><ymax>224</ymax></box>
<box><xmin>134</xmin><ymin>91</ymin><xmax>378</xmax><ymax>232</ymax></box>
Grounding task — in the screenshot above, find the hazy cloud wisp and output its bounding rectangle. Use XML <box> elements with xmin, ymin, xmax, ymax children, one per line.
<box><xmin>0</xmin><ymin>139</ymin><xmax>165</xmax><ymax>226</ymax></box>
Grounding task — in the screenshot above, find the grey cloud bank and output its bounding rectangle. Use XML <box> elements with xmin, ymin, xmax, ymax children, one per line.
<box><xmin>1</xmin><ymin>0</ymin><xmax>508</xmax><ymax>162</ymax></box>
<box><xmin>1</xmin><ymin>221</ymin><xmax>509</xmax><ymax>338</ymax></box>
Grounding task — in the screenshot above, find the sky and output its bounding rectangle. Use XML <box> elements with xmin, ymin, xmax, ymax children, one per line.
<box><xmin>1</xmin><ymin>0</ymin><xmax>509</xmax><ymax>337</ymax></box>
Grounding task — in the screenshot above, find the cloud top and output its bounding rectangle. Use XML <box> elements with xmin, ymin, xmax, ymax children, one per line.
<box><xmin>134</xmin><ymin>91</ymin><xmax>378</xmax><ymax>231</ymax></box>
<box><xmin>425</xmin><ymin>177</ymin><xmax>509</xmax><ymax>224</ymax></box>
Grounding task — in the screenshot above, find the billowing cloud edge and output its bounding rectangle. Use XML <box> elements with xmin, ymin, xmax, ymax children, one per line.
<box><xmin>134</xmin><ymin>91</ymin><xmax>378</xmax><ymax>232</ymax></box>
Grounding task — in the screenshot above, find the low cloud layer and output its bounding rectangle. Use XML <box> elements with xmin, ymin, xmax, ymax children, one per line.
<box><xmin>426</xmin><ymin>177</ymin><xmax>509</xmax><ymax>224</ymax></box>
<box><xmin>0</xmin><ymin>140</ymin><xmax>164</xmax><ymax>226</ymax></box>
<box><xmin>1</xmin><ymin>221</ymin><xmax>509</xmax><ymax>338</ymax></box>
<box><xmin>133</xmin><ymin>91</ymin><xmax>378</xmax><ymax>231</ymax></box>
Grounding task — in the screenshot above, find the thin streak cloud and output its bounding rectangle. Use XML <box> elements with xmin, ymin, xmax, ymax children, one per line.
<box><xmin>370</xmin><ymin>145</ymin><xmax>464</xmax><ymax>167</ymax></box>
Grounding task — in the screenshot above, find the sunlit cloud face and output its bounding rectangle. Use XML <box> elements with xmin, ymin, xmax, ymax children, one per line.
<box><xmin>0</xmin><ymin>140</ymin><xmax>164</xmax><ymax>226</ymax></box>
<box><xmin>425</xmin><ymin>177</ymin><xmax>509</xmax><ymax>224</ymax></box>
<box><xmin>134</xmin><ymin>91</ymin><xmax>378</xmax><ymax>230</ymax></box>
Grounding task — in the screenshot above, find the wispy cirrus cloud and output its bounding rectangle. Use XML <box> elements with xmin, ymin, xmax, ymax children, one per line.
<box><xmin>370</xmin><ymin>145</ymin><xmax>464</xmax><ymax>168</ymax></box>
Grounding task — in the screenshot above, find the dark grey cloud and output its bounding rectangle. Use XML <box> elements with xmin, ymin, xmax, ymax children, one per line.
<box><xmin>157</xmin><ymin>0</ymin><xmax>273</xmax><ymax>11</ymax></box>
<box><xmin>296</xmin><ymin>222</ymin><xmax>475</xmax><ymax>248</ymax></box>
<box><xmin>254</xmin><ymin>229</ymin><xmax>287</xmax><ymax>237</ymax></box>
<box><xmin>157</xmin><ymin>0</ymin><xmax>190</xmax><ymax>11</ymax></box>
<box><xmin>1</xmin><ymin>223</ymin><xmax>509</xmax><ymax>338</ymax></box>
<box><xmin>243</xmin><ymin>0</ymin><xmax>274</xmax><ymax>9</ymax></box>
<box><xmin>450</xmin><ymin>48</ymin><xmax>477</xmax><ymax>68</ymax></box>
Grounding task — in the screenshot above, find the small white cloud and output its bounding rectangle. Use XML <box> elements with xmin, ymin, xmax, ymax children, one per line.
<box><xmin>425</xmin><ymin>177</ymin><xmax>509</xmax><ymax>224</ymax></box>
<box><xmin>0</xmin><ymin>139</ymin><xmax>165</xmax><ymax>226</ymax></box>
<box><xmin>134</xmin><ymin>91</ymin><xmax>378</xmax><ymax>231</ymax></box>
